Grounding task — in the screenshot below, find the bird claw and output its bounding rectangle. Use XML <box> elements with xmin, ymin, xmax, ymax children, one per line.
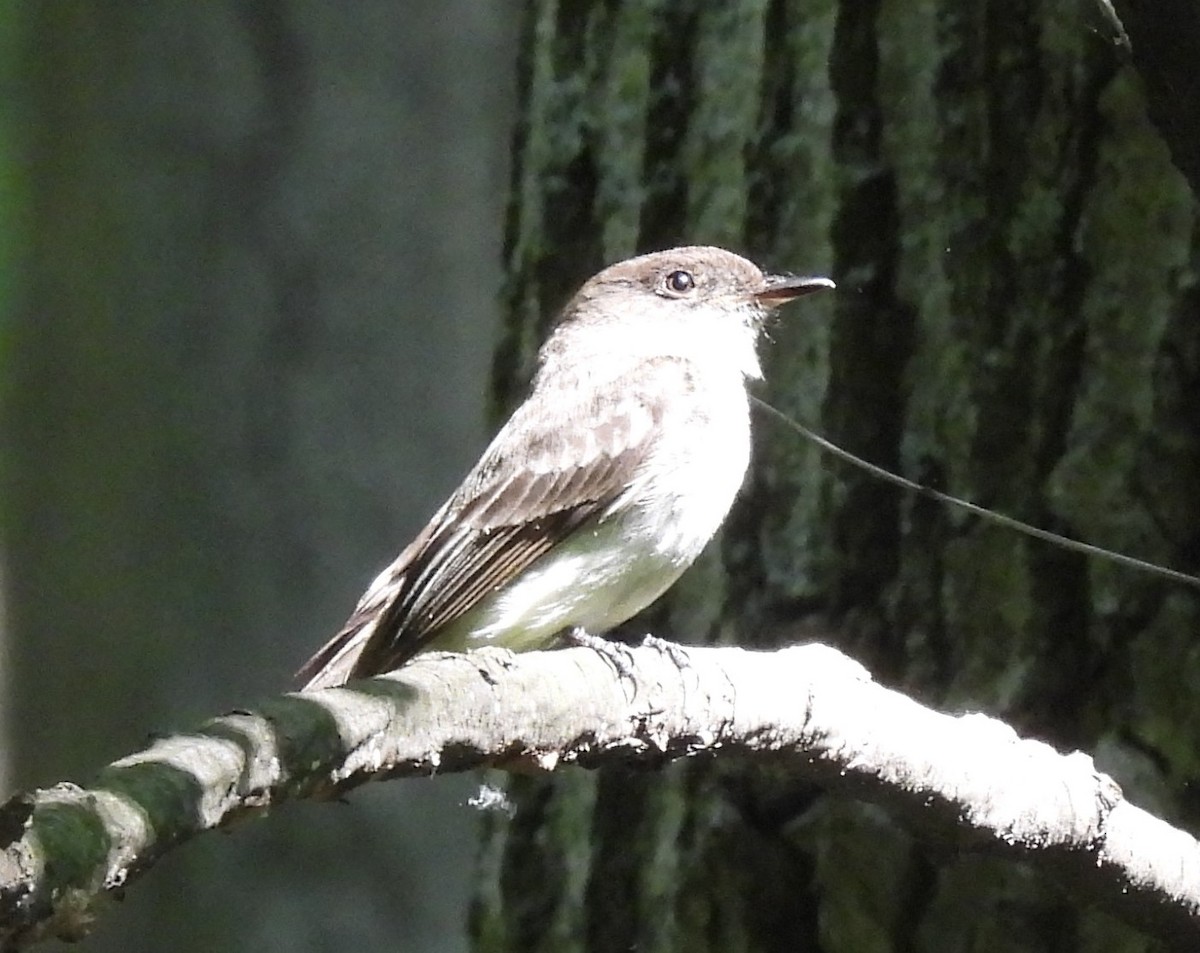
<box><xmin>561</xmin><ymin>626</ymin><xmax>607</xmax><ymax>650</ymax></box>
<box><xmin>637</xmin><ymin>633</ymin><xmax>693</xmax><ymax>670</ymax></box>
<box><xmin>562</xmin><ymin>627</ymin><xmax>640</xmax><ymax>688</ymax></box>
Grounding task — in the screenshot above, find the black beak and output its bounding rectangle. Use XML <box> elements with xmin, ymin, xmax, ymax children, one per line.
<box><xmin>755</xmin><ymin>273</ymin><xmax>836</xmax><ymax>305</ymax></box>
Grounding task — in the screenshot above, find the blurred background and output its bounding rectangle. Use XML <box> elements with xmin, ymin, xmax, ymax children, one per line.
<box><xmin>1</xmin><ymin>5</ymin><xmax>518</xmax><ymax>951</ymax></box>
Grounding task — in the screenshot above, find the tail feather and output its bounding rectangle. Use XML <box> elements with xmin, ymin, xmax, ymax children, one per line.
<box><xmin>296</xmin><ymin>559</ymin><xmax>409</xmax><ymax>690</ymax></box>
<box><xmin>295</xmin><ymin>622</ymin><xmax>375</xmax><ymax>691</ymax></box>
<box><xmin>297</xmin><ymin>505</ymin><xmax>448</xmax><ymax>689</ymax></box>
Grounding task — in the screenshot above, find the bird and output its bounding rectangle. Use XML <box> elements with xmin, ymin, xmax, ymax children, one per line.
<box><xmin>297</xmin><ymin>245</ymin><xmax>834</xmax><ymax>690</ymax></box>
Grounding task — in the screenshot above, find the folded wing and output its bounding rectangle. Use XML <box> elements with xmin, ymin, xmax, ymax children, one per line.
<box><xmin>297</xmin><ymin>358</ymin><xmax>691</xmax><ymax>688</ymax></box>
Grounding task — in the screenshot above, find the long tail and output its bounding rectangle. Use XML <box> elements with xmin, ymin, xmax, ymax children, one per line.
<box><xmin>294</xmin><ymin>623</ymin><xmax>375</xmax><ymax>691</ymax></box>
<box><xmin>296</xmin><ymin>559</ymin><xmax>408</xmax><ymax>690</ymax></box>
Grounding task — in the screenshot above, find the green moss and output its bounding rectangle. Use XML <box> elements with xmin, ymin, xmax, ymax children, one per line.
<box><xmin>93</xmin><ymin>762</ymin><xmax>205</xmax><ymax>842</ymax></box>
<box><xmin>752</xmin><ymin>0</ymin><xmax>839</xmax><ymax>598</ymax></box>
<box><xmin>789</xmin><ymin>801</ymin><xmax>913</xmax><ymax>953</ymax></box>
<box><xmin>638</xmin><ymin>770</ymin><xmax>688</xmax><ymax>953</ymax></box>
<box><xmin>33</xmin><ymin>799</ymin><xmax>113</xmax><ymax>890</ymax></box>
<box><xmin>940</xmin><ymin>529</ymin><xmax>1036</xmax><ymax>708</ymax></box>
<box><xmin>683</xmin><ymin>2</ymin><xmax>768</xmax><ymax>242</ymax></box>
<box><xmin>1046</xmin><ymin>72</ymin><xmax>1194</xmax><ymax>584</ymax></box>
<box><xmin>1126</xmin><ymin>593</ymin><xmax>1200</xmax><ymax>780</ymax></box>
<box><xmin>596</xmin><ymin>0</ymin><xmax>659</xmax><ymax>260</ymax></box>
<box><xmin>878</xmin><ymin>0</ymin><xmax>977</xmax><ymax>486</ymax></box>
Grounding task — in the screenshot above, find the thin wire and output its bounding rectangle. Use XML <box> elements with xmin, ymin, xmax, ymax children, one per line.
<box><xmin>751</xmin><ymin>396</ymin><xmax>1200</xmax><ymax>591</ymax></box>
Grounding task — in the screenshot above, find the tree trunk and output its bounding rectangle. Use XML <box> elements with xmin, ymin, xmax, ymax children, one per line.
<box><xmin>475</xmin><ymin>2</ymin><xmax>1200</xmax><ymax>951</ymax></box>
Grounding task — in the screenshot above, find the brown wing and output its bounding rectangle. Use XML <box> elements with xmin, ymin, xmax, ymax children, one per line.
<box><xmin>297</xmin><ymin>359</ymin><xmax>689</xmax><ymax>689</ymax></box>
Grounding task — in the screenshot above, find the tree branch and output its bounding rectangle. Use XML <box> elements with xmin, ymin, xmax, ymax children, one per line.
<box><xmin>1</xmin><ymin>641</ymin><xmax>1198</xmax><ymax>948</ymax></box>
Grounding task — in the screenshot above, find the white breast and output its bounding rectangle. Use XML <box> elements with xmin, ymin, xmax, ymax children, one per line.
<box><xmin>452</xmin><ymin>366</ymin><xmax>752</xmax><ymax>648</ymax></box>
<box><xmin>622</xmin><ymin>371</ymin><xmax>752</xmax><ymax>564</ymax></box>
<box><xmin>438</xmin><ymin>305</ymin><xmax>761</xmax><ymax>653</ymax></box>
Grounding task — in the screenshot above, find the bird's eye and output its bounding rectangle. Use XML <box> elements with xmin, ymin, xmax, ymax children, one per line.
<box><xmin>663</xmin><ymin>269</ymin><xmax>696</xmax><ymax>296</ymax></box>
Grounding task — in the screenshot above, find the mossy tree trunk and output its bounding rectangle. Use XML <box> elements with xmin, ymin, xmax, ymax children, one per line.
<box><xmin>475</xmin><ymin>3</ymin><xmax>1199</xmax><ymax>951</ymax></box>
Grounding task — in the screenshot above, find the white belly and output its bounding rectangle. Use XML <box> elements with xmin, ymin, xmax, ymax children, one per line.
<box><xmin>434</xmin><ymin>382</ymin><xmax>753</xmax><ymax>652</ymax></box>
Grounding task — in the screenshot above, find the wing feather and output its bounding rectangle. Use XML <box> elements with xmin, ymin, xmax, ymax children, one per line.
<box><xmin>298</xmin><ymin>358</ymin><xmax>692</xmax><ymax>688</ymax></box>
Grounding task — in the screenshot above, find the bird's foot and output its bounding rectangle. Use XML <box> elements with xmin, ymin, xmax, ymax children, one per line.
<box><xmin>637</xmin><ymin>632</ymin><xmax>694</xmax><ymax>671</ymax></box>
<box><xmin>562</xmin><ymin>626</ymin><xmax>608</xmax><ymax>651</ymax></box>
<box><xmin>562</xmin><ymin>627</ymin><xmax>640</xmax><ymax>692</ymax></box>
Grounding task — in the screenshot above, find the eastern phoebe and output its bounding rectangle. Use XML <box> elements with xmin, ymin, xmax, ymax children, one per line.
<box><xmin>298</xmin><ymin>246</ymin><xmax>833</xmax><ymax>690</ymax></box>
